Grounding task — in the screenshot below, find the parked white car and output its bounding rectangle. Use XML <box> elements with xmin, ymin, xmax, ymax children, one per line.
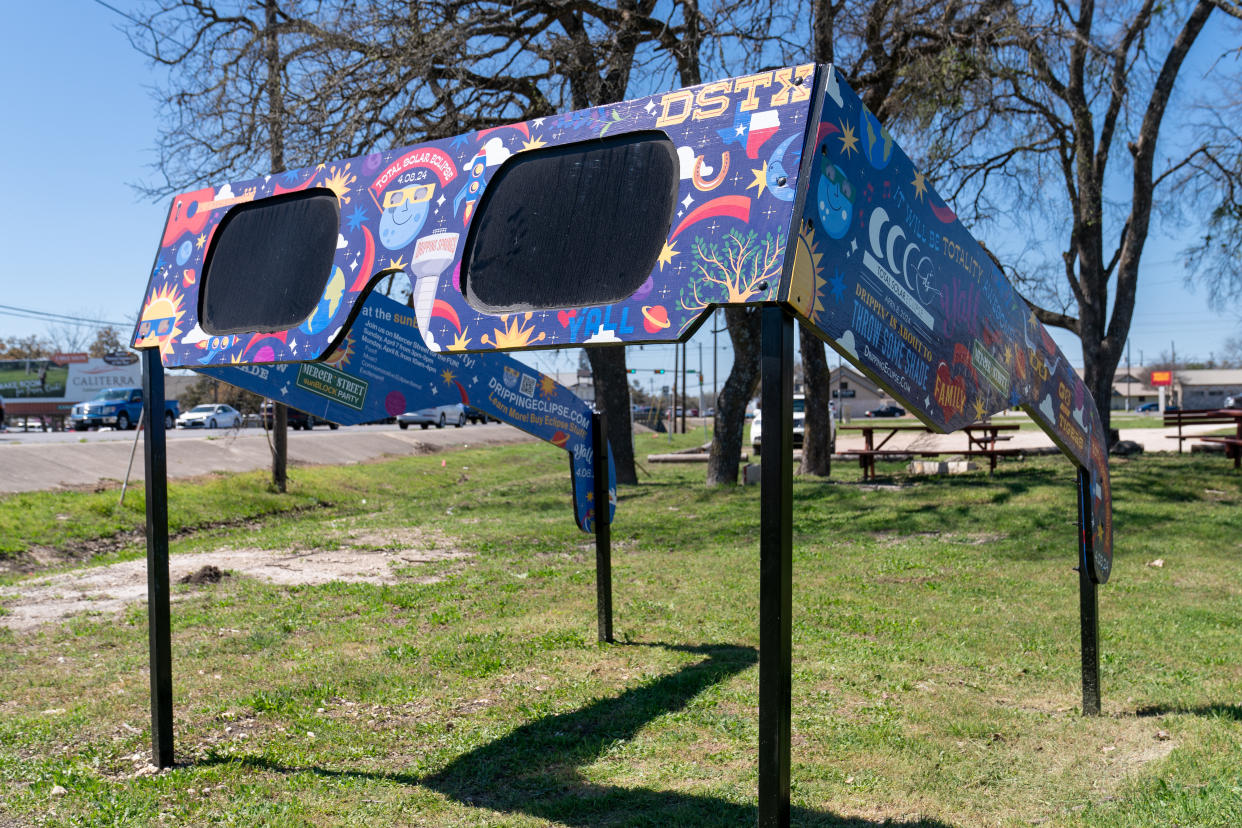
<box><xmin>749</xmin><ymin>394</ymin><xmax>835</xmax><ymax>453</ymax></box>
<box><xmin>397</xmin><ymin>403</ymin><xmax>465</xmax><ymax>429</ymax></box>
<box><xmin>177</xmin><ymin>403</ymin><xmax>242</xmax><ymax>429</ymax></box>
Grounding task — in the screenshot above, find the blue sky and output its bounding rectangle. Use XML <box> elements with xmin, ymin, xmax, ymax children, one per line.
<box><xmin>0</xmin><ymin>2</ymin><xmax>1237</xmax><ymax>393</ymax></box>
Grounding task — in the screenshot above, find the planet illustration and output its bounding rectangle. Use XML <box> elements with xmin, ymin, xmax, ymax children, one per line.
<box><xmin>632</xmin><ymin>274</ymin><xmax>655</xmax><ymax>302</ymax></box>
<box><xmin>385</xmin><ymin>390</ymin><xmax>407</xmax><ymax>416</ymax></box>
<box><xmin>817</xmin><ymin>161</ymin><xmax>854</xmax><ymax>239</ymax></box>
<box><xmin>362</xmin><ymin>151</ymin><xmax>384</xmax><ymax>176</ymax></box>
<box><xmin>551</xmin><ymin>430</ymin><xmax>569</xmax><ymax>448</ymax></box>
<box><xmin>300</xmin><ymin>267</ymin><xmax>347</xmax><ymax>335</ymax></box>
<box><xmin>253</xmin><ymin>345</ymin><xmax>276</xmax><ymax>363</ymax></box>
<box><xmin>175</xmin><ymin>239</ymin><xmax>193</xmax><ymax>265</ymax></box>
<box><xmin>861</xmin><ymin>107</ymin><xmax>894</xmax><ymax>170</ymax></box>
<box><xmin>641</xmin><ymin>305</ymin><xmax>670</xmax><ymax>333</ymax></box>
<box><xmin>379</xmin><ymin>186</ymin><xmax>432</xmax><ymax>250</ymax></box>
<box><xmin>182</xmin><ymin>268</ymin><xmax>197</xmax><ymax>288</ymax></box>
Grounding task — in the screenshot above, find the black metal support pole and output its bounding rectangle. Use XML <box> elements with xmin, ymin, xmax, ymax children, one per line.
<box><xmin>592</xmin><ymin>410</ymin><xmax>613</xmax><ymax>643</ymax></box>
<box><xmin>759</xmin><ymin>305</ymin><xmax>794</xmax><ymax>827</ymax></box>
<box><xmin>1077</xmin><ymin>468</ymin><xmax>1101</xmax><ymax>716</ymax></box>
<box><xmin>141</xmin><ymin>348</ymin><xmax>173</xmax><ymax>768</ymax></box>
<box><xmin>273</xmin><ymin>402</ymin><xmax>288</xmax><ymax>492</ymax></box>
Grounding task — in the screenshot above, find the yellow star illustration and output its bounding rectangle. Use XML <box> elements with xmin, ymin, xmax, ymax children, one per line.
<box><xmin>586</xmin><ymin>491</ymin><xmax>594</xmax><ymax>502</ymax></box>
<box><xmin>195</xmin><ymin>233</ymin><xmax>206</xmax><ymax>250</ymax></box>
<box><xmin>838</xmin><ymin>120</ymin><xmax>859</xmax><ymax>157</ymax></box>
<box><xmin>522</xmin><ymin>135</ymin><xmax>548</xmax><ymax>151</ymax></box>
<box><xmin>657</xmin><ymin>240</ymin><xmax>678</xmax><ymax>270</ymax></box>
<box><xmin>911</xmin><ymin>171</ymin><xmax>927</xmax><ymax>201</ymax></box>
<box><xmin>1004</xmin><ymin>344</ymin><xmax>1013</xmax><ymax>365</ymax></box>
<box><xmin>973</xmin><ymin>397</ymin><xmax>987</xmax><ymax>422</ymax></box>
<box><xmin>747</xmin><ymin>161</ymin><xmax>769</xmax><ymax>196</ymax></box>
<box><xmin>441</xmin><ymin>368</ymin><xmax>456</xmax><ymax>385</ymax></box>
<box><xmin>387</xmin><ymin>255</ymin><xmax>407</xmax><ymax>270</ymax></box>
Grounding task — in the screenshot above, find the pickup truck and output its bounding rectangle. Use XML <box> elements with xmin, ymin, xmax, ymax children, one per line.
<box><xmin>70</xmin><ymin>388</ymin><xmax>180</xmax><ymax>431</ymax></box>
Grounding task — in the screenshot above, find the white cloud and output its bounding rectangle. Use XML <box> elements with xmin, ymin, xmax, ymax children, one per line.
<box><xmin>584</xmin><ymin>325</ymin><xmax>621</xmax><ymax>344</ymax></box>
<box><xmin>482</xmin><ymin>137</ymin><xmax>512</xmax><ymax>167</ymax></box>
<box><xmin>1038</xmin><ymin>394</ymin><xmax>1056</xmax><ymax>423</ymax></box>
<box><xmin>181</xmin><ymin>324</ymin><xmax>210</xmax><ymax>345</ymax></box>
<box><xmin>837</xmin><ymin>330</ymin><xmax>857</xmax><ymax>358</ymax></box>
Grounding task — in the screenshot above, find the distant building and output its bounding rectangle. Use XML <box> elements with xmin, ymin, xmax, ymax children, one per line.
<box><xmin>1171</xmin><ymin>369</ymin><xmax>1242</xmax><ymax>410</ymax></box>
<box><xmin>826</xmin><ymin>365</ymin><xmax>889</xmax><ymax>420</ymax></box>
<box><xmin>1111</xmin><ymin>366</ymin><xmax>1242</xmax><ymax>410</ymax></box>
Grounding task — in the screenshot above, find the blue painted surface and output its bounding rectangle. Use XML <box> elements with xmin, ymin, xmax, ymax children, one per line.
<box><xmin>198</xmin><ymin>293</ymin><xmax>615</xmax><ymax>532</ymax></box>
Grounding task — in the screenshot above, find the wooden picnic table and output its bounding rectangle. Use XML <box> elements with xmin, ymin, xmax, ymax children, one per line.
<box><xmin>964</xmin><ymin>422</ymin><xmax>1020</xmax><ymax>451</ymax></box>
<box><xmin>839</xmin><ymin>421</ymin><xmax>1023</xmax><ymax>479</ymax></box>
<box><xmin>1184</xmin><ymin>408</ymin><xmax>1242</xmax><ymax>469</ymax></box>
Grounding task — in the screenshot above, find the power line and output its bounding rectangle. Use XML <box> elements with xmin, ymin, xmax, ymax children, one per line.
<box><xmin>0</xmin><ymin>304</ymin><xmax>128</xmax><ymax>329</ymax></box>
<box><xmin>90</xmin><ymin>0</ymin><xmax>143</xmax><ymax>27</ymax></box>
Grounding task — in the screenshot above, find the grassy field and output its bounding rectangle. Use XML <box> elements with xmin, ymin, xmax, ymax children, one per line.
<box><xmin>986</xmin><ymin>412</ymin><xmax>1167</xmax><ymax>431</ymax></box>
<box><xmin>0</xmin><ymin>436</ymin><xmax>1239</xmax><ymax>826</ymax></box>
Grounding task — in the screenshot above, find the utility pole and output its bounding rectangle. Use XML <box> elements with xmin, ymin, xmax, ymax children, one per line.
<box><xmin>680</xmin><ymin>341</ymin><xmax>687</xmax><ymax>434</ymax></box>
<box><xmin>699</xmin><ymin>341</ymin><xmax>705</xmax><ymax>435</ymax></box>
<box><xmin>672</xmin><ymin>342</ymin><xmax>679</xmax><ymax>434</ymax></box>
<box><xmin>712</xmin><ymin>309</ymin><xmax>723</xmax><ymax>408</ymax></box>
<box><xmin>1172</xmin><ymin>340</ymin><xmax>1177</xmax><ymax>407</ymax></box>
<box><xmin>1126</xmin><ymin>340</ymin><xmax>1132</xmax><ymax>412</ymax></box>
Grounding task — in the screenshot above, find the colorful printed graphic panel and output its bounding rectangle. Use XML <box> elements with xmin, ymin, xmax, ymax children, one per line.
<box><xmin>134</xmin><ymin>65</ymin><xmax>819</xmax><ymax>366</ymax></box>
<box><xmin>787</xmin><ymin>68</ymin><xmax>1112</xmax><ymax>582</ymax></box>
<box><xmin>197</xmin><ymin>293</ymin><xmax>615</xmax><ymax>532</ymax></box>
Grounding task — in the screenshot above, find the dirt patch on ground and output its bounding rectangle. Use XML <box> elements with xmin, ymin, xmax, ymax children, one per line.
<box><xmin>0</xmin><ymin>530</ymin><xmax>469</xmax><ymax>632</ymax></box>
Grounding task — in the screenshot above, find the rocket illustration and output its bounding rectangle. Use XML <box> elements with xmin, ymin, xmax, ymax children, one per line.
<box><xmin>411</xmin><ymin>231</ymin><xmax>460</xmax><ymax>347</ymax></box>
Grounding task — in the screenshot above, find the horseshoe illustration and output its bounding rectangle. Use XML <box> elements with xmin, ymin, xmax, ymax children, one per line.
<box><xmin>692</xmin><ymin>152</ymin><xmax>730</xmax><ymax>191</ymax></box>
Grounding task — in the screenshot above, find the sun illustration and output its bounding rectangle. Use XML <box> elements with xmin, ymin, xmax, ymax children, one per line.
<box><xmin>522</xmin><ymin>135</ymin><xmax>548</xmax><ymax>151</ymax></box>
<box><xmin>324</xmin><ymin>331</ymin><xmax>356</xmax><ymax>367</ymax></box>
<box><xmin>323</xmin><ymin>163</ymin><xmax>357</xmax><ymax>205</ymax></box>
<box><xmin>539</xmin><ymin>375</ymin><xmax>557</xmax><ymax>398</ymax></box>
<box><xmin>448</xmin><ymin>330</ymin><xmax>473</xmax><ymax>351</ymax></box>
<box><xmin>788</xmin><ymin>223</ymin><xmax>826</xmax><ymax>320</ymax></box>
<box><xmin>481</xmin><ymin>314</ymin><xmax>547</xmax><ymax>349</ymax></box>
<box><xmin>133</xmin><ymin>283</ymin><xmax>187</xmax><ymax>358</ymax></box>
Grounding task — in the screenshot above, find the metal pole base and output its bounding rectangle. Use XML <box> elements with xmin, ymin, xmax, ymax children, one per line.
<box><xmin>759</xmin><ymin>306</ymin><xmax>793</xmax><ymax>826</ymax></box>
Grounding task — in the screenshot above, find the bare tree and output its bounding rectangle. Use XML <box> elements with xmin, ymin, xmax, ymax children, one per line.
<box><xmin>919</xmin><ymin>0</ymin><xmax>1239</xmax><ymax>438</ymax></box>
<box><xmin>88</xmin><ymin>327</ymin><xmax>125</xmax><ymax>358</ymax></box>
<box><xmin>789</xmin><ymin>0</ymin><xmax>1008</xmax><ymax>476</ymax></box>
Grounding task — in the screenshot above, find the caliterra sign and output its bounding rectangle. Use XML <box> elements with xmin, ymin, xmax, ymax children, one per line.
<box><xmin>0</xmin><ymin>352</ymin><xmax>141</xmax><ymax>409</ymax></box>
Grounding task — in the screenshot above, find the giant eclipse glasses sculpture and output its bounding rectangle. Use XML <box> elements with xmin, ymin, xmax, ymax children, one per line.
<box><xmin>133</xmin><ymin>63</ymin><xmax>1113</xmax><ymax>826</ymax></box>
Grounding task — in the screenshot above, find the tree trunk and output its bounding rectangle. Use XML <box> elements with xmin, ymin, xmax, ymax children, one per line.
<box><xmin>586</xmin><ymin>346</ymin><xmax>637</xmax><ymax>485</ymax></box>
<box><xmin>797</xmin><ymin>323</ymin><xmax>833</xmax><ymax>476</ymax></box>
<box><xmin>707</xmin><ymin>306</ymin><xmax>762</xmax><ymax>485</ymax></box>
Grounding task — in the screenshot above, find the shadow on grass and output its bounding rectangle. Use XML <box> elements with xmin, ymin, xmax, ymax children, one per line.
<box><xmin>202</xmin><ymin>641</ymin><xmax>952</xmax><ymax>826</ymax></box>
<box><xmin>1135</xmin><ymin>703</ymin><xmax>1242</xmax><ymax>721</ymax></box>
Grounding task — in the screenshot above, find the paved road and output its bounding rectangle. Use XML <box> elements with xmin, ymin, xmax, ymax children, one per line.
<box><xmin>0</xmin><ymin>423</ymin><xmax>536</xmax><ymax>493</ymax></box>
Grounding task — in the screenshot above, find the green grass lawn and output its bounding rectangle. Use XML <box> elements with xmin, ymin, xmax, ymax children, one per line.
<box><xmin>0</xmin><ymin>436</ymin><xmax>1239</xmax><ymax>826</ymax></box>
